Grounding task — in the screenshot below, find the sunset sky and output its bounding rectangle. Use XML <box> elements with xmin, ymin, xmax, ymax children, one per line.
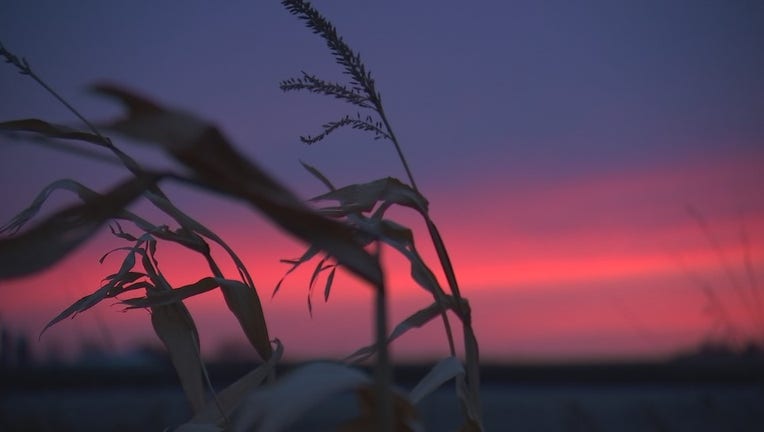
<box><xmin>1</xmin><ymin>1</ymin><xmax>763</xmax><ymax>363</ymax></box>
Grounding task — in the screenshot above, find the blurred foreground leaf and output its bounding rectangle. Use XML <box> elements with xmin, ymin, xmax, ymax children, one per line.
<box><xmin>0</xmin><ymin>173</ymin><xmax>158</xmax><ymax>279</ymax></box>
<box><xmin>93</xmin><ymin>83</ymin><xmax>382</xmax><ymax>288</ymax></box>
<box><xmin>0</xmin><ymin>118</ymin><xmax>107</xmax><ymax>146</ymax></box>
<box><xmin>231</xmin><ymin>362</ymin><xmax>371</xmax><ymax>432</ymax></box>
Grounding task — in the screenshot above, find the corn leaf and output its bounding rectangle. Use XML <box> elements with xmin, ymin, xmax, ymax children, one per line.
<box><xmin>0</xmin><ymin>118</ymin><xmax>107</xmax><ymax>146</ymax></box>
<box><xmin>217</xmin><ymin>278</ymin><xmax>272</xmax><ymax>361</ymax></box>
<box><xmin>306</xmin><ymin>257</ymin><xmax>327</xmax><ymax>315</ymax></box>
<box><xmin>94</xmin><ymin>84</ymin><xmax>382</xmax><ymax>288</ymax></box>
<box><xmin>409</xmin><ymin>356</ymin><xmax>464</xmax><ymax>404</ymax></box>
<box><xmin>120</xmin><ymin>277</ymin><xmax>220</xmax><ymax>309</ymax></box>
<box><xmin>143</xmin><ymin>191</ymin><xmax>255</xmax><ymax>289</ymax></box>
<box><xmin>372</xmin><ymin>219</ymin><xmax>447</xmax><ymax>300</ymax></box>
<box><xmin>186</xmin><ymin>340</ymin><xmax>283</xmax><ymax>426</ymax></box>
<box><xmin>0</xmin><ymin>179</ymin><xmax>99</xmax><ymax>235</ymax></box>
<box><xmin>346</xmin><ymin>300</ymin><xmax>449</xmax><ymax>363</ymax></box>
<box><xmin>136</xmin><ymin>191</ymin><xmax>272</xmax><ymax>360</ymax></box>
<box><xmin>273</xmin><ymin>245</ymin><xmax>320</xmax><ymax>297</ymax></box>
<box><xmin>0</xmin><ymin>173</ymin><xmax>158</xmax><ymax>280</ymax></box>
<box><xmin>41</xmin><ymin>236</ymin><xmax>154</xmax><ymax>334</ymax></box>
<box><xmin>41</xmin><ymin>289</ymin><xmax>110</xmax><ymax>336</ymax></box>
<box><xmin>456</xmin><ymin>320</ymin><xmax>483</xmax><ymax>431</ymax></box>
<box><xmin>323</xmin><ymin>266</ymin><xmax>337</xmax><ymax>302</ymax></box>
<box><xmin>232</xmin><ymin>362</ymin><xmax>371</xmax><ymax>432</ymax></box>
<box><xmin>151</xmin><ymin>301</ymin><xmax>206</xmax><ymax>414</ymax></box>
<box><xmin>311</xmin><ymin>177</ymin><xmax>428</xmax><ymax>216</ymax></box>
<box><xmin>299</xmin><ymin>160</ymin><xmax>336</xmax><ymax>191</ymax></box>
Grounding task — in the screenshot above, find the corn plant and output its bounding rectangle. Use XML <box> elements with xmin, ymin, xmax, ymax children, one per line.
<box><xmin>0</xmin><ymin>1</ymin><xmax>483</xmax><ymax>431</ymax></box>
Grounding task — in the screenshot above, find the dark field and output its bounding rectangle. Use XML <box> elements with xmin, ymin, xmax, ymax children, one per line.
<box><xmin>2</xmin><ymin>359</ymin><xmax>762</xmax><ymax>431</ymax></box>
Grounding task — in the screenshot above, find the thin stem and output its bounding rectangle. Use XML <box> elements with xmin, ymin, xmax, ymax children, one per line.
<box><xmin>1</xmin><ymin>43</ymin><xmax>165</xmax><ymax>193</ymax></box>
<box><xmin>375</xmin><ymin>104</ymin><xmax>418</xmax><ymax>192</ymax></box>
<box><xmin>193</xmin><ymin>335</ymin><xmax>230</xmax><ymax>427</ymax></box>
<box><xmin>28</xmin><ymin>73</ymin><xmax>103</xmax><ymax>141</ymax></box>
<box><xmin>439</xmin><ymin>308</ymin><xmax>457</xmax><ymax>356</ymax></box>
<box><xmin>373</xmin><ymin>248</ymin><xmax>393</xmax><ymax>432</ymax></box>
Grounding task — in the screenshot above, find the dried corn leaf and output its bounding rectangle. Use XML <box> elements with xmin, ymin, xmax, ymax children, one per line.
<box><xmin>151</xmin><ymin>301</ymin><xmax>206</xmax><ymax>414</ymax></box>
<box><xmin>373</xmin><ymin>219</ymin><xmax>446</xmax><ymax>300</ymax></box>
<box><xmin>217</xmin><ymin>278</ymin><xmax>272</xmax><ymax>361</ymax></box>
<box><xmin>186</xmin><ymin>340</ymin><xmax>283</xmax><ymax>426</ymax></box>
<box><xmin>346</xmin><ymin>300</ymin><xmax>447</xmax><ymax>363</ymax></box>
<box><xmin>300</xmin><ymin>160</ymin><xmax>335</xmax><ymax>191</ymax></box>
<box><xmin>143</xmin><ymin>190</ymin><xmax>255</xmax><ymax>287</ymax></box>
<box><xmin>134</xmin><ymin>192</ymin><xmax>271</xmax><ymax>360</ymax></box>
<box><xmin>120</xmin><ymin>277</ymin><xmax>220</xmax><ymax>309</ymax></box>
<box><xmin>456</xmin><ymin>319</ymin><xmax>483</xmax><ymax>431</ymax></box>
<box><xmin>0</xmin><ymin>179</ymin><xmax>99</xmax><ymax>235</ymax></box>
<box><xmin>409</xmin><ymin>356</ymin><xmax>464</xmax><ymax>403</ymax></box>
<box><xmin>94</xmin><ymin>84</ymin><xmax>382</xmax><ymax>288</ymax></box>
<box><xmin>0</xmin><ymin>177</ymin><xmax>211</xmax><ymax>269</ymax></box>
<box><xmin>425</xmin><ymin>217</ymin><xmax>466</xmax><ymax>307</ymax></box>
<box><xmin>232</xmin><ymin>362</ymin><xmax>371</xmax><ymax>432</ymax></box>
<box><xmin>0</xmin><ymin>173</ymin><xmax>158</xmax><ymax>280</ymax></box>
<box><xmin>101</xmin><ymin>271</ymin><xmax>145</xmax><ymax>285</ymax></box>
<box><xmin>306</xmin><ymin>257</ymin><xmax>328</xmax><ymax>315</ymax></box>
<box><xmin>0</xmin><ymin>118</ymin><xmax>106</xmax><ymax>146</ymax></box>
<box><xmin>273</xmin><ymin>245</ymin><xmax>320</xmax><ymax>297</ymax></box>
<box><xmin>41</xmin><ymin>238</ymin><xmax>151</xmax><ymax>333</ymax></box>
<box><xmin>311</xmin><ymin>177</ymin><xmax>428</xmax><ymax>216</ymax></box>
<box><xmin>323</xmin><ymin>266</ymin><xmax>337</xmax><ymax>302</ymax></box>
<box><xmin>41</xmin><ymin>288</ymin><xmax>110</xmax><ymax>336</ymax></box>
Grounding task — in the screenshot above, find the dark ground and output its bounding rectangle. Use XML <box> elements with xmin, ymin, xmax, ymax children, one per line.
<box><xmin>1</xmin><ymin>355</ymin><xmax>763</xmax><ymax>431</ymax></box>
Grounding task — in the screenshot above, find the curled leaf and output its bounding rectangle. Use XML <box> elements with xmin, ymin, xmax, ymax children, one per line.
<box><xmin>0</xmin><ymin>173</ymin><xmax>159</xmax><ymax>280</ymax></box>
<box><xmin>0</xmin><ymin>179</ymin><xmax>99</xmax><ymax>235</ymax></box>
<box><xmin>120</xmin><ymin>277</ymin><xmax>220</xmax><ymax>309</ymax></box>
<box><xmin>346</xmin><ymin>300</ymin><xmax>451</xmax><ymax>363</ymax></box>
<box><xmin>273</xmin><ymin>245</ymin><xmax>320</xmax><ymax>297</ymax></box>
<box><xmin>311</xmin><ymin>177</ymin><xmax>428</xmax><ymax>216</ymax></box>
<box><xmin>409</xmin><ymin>357</ymin><xmax>464</xmax><ymax>404</ymax></box>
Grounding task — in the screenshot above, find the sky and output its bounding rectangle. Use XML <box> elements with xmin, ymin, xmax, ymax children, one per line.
<box><xmin>1</xmin><ymin>0</ymin><xmax>763</xmax><ymax>363</ymax></box>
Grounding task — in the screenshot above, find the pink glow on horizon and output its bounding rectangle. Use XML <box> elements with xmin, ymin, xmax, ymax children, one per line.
<box><xmin>1</xmin><ymin>150</ymin><xmax>762</xmax><ymax>362</ymax></box>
